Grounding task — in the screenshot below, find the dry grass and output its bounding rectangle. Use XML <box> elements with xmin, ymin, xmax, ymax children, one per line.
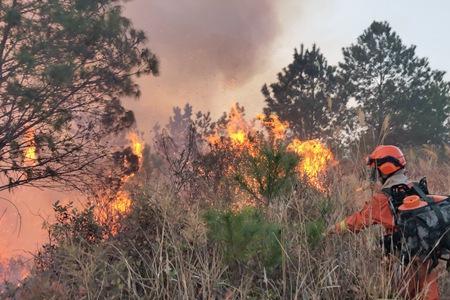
<box><xmin>4</xmin><ymin>146</ymin><xmax>450</xmax><ymax>300</ymax></box>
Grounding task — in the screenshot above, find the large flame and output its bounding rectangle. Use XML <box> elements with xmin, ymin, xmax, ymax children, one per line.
<box><xmin>256</xmin><ymin>113</ymin><xmax>288</xmax><ymax>142</ymax></box>
<box><xmin>110</xmin><ymin>190</ymin><xmax>133</xmax><ymax>215</ymax></box>
<box><xmin>208</xmin><ymin>104</ymin><xmax>253</xmax><ymax>149</ymax></box>
<box><xmin>229</xmin><ymin>130</ymin><xmax>246</xmax><ymax>146</ymax></box>
<box><xmin>110</xmin><ymin>132</ymin><xmax>144</xmax><ymax>214</ymax></box>
<box><xmin>287</xmin><ymin>139</ymin><xmax>334</xmax><ymax>191</ymax></box>
<box><xmin>207</xmin><ymin>105</ymin><xmax>335</xmax><ymax>207</ymax></box>
<box><xmin>226</xmin><ymin>104</ymin><xmax>252</xmax><ymax>148</ymax></box>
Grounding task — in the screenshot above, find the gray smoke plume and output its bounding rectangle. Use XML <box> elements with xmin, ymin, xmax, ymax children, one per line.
<box><xmin>0</xmin><ymin>1</ymin><xmax>282</xmax><ymax>258</ymax></box>
<box><xmin>125</xmin><ymin>0</ymin><xmax>281</xmax><ymax>124</ymax></box>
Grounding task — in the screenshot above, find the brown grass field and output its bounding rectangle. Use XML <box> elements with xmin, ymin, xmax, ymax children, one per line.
<box><xmin>2</xmin><ymin>143</ymin><xmax>450</xmax><ymax>299</ymax></box>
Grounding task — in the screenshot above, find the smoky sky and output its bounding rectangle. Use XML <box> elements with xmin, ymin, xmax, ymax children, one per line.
<box><xmin>146</xmin><ymin>0</ymin><xmax>279</xmax><ymax>81</ymax></box>
<box><xmin>124</xmin><ymin>0</ymin><xmax>281</xmax><ymax>126</ymax></box>
<box><xmin>0</xmin><ymin>0</ymin><xmax>283</xmax><ymax>259</ymax></box>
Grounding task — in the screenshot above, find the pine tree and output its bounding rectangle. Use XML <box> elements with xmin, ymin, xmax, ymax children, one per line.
<box><xmin>0</xmin><ymin>0</ymin><xmax>159</xmax><ymax>191</ymax></box>
<box><xmin>339</xmin><ymin>21</ymin><xmax>450</xmax><ymax>146</ymax></box>
<box><xmin>262</xmin><ymin>45</ymin><xmax>342</xmax><ymax>141</ymax></box>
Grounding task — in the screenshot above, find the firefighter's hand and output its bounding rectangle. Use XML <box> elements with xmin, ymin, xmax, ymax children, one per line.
<box><xmin>324</xmin><ymin>220</ymin><xmax>347</xmax><ymax>236</ymax></box>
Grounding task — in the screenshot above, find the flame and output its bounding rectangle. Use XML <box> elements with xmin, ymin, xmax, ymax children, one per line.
<box><xmin>96</xmin><ymin>191</ymin><xmax>133</xmax><ymax>235</ymax></box>
<box><xmin>128</xmin><ymin>132</ymin><xmax>143</xmax><ymax>159</ymax></box>
<box><xmin>287</xmin><ymin>139</ymin><xmax>335</xmax><ymax>191</ymax></box>
<box><xmin>95</xmin><ymin>132</ymin><xmax>144</xmax><ymax>233</ymax></box>
<box><xmin>110</xmin><ymin>191</ymin><xmax>132</xmax><ymax>215</ymax></box>
<box><xmin>24</xmin><ymin>130</ymin><xmax>37</xmax><ymax>163</ymax></box>
<box><xmin>208</xmin><ymin>104</ymin><xmax>252</xmax><ymax>149</ymax></box>
<box><xmin>109</xmin><ymin>132</ymin><xmax>143</xmax><ymax>217</ymax></box>
<box><xmin>206</xmin><ymin>105</ymin><xmax>336</xmax><ymax>209</ymax></box>
<box><xmin>229</xmin><ymin>130</ymin><xmax>246</xmax><ymax>145</ymax></box>
<box><xmin>206</xmin><ymin>133</ymin><xmax>221</xmax><ymax>145</ymax></box>
<box><xmin>226</xmin><ymin>104</ymin><xmax>250</xmax><ymax>147</ymax></box>
<box><xmin>256</xmin><ymin>113</ymin><xmax>289</xmax><ymax>141</ymax></box>
<box><xmin>215</xmin><ymin>111</ymin><xmax>289</xmax><ymax>147</ymax></box>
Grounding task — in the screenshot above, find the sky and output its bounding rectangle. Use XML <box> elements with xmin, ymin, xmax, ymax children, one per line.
<box><xmin>2</xmin><ymin>0</ymin><xmax>450</xmax><ymax>259</ymax></box>
<box><xmin>123</xmin><ymin>0</ymin><xmax>450</xmax><ymax>133</ymax></box>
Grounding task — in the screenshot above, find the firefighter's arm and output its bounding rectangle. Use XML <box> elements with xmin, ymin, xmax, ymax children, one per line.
<box><xmin>327</xmin><ymin>196</ymin><xmax>380</xmax><ymax>235</ymax></box>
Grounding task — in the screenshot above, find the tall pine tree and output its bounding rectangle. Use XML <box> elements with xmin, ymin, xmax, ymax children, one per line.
<box><xmin>262</xmin><ymin>45</ymin><xmax>343</xmax><ymax>141</ymax></box>
<box><xmin>339</xmin><ymin>21</ymin><xmax>450</xmax><ymax>146</ymax></box>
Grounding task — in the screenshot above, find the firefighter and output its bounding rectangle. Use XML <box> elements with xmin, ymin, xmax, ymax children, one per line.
<box><xmin>327</xmin><ymin>145</ymin><xmax>439</xmax><ymax>300</ymax></box>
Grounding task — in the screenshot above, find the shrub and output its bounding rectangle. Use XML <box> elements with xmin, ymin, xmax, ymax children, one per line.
<box><xmin>35</xmin><ymin>201</ymin><xmax>105</xmax><ymax>273</ymax></box>
<box><xmin>203</xmin><ymin>207</ymin><xmax>281</xmax><ymax>271</ymax></box>
<box><xmin>305</xmin><ymin>218</ymin><xmax>326</xmax><ymax>248</ymax></box>
<box><xmin>234</xmin><ymin>142</ymin><xmax>299</xmax><ymax>204</ymax></box>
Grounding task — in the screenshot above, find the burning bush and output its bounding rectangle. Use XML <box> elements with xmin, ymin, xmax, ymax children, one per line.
<box><xmin>22</xmin><ymin>104</ymin><xmax>450</xmax><ymax>299</ymax></box>
<box><xmin>153</xmin><ymin>103</ymin><xmax>336</xmax><ymax>210</ymax></box>
<box><xmin>94</xmin><ymin>131</ymin><xmax>145</xmax><ymax>235</ymax></box>
<box><xmin>233</xmin><ymin>142</ymin><xmax>299</xmax><ymax>206</ymax></box>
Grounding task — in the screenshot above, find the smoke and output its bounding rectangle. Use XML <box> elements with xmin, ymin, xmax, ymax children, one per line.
<box><xmin>0</xmin><ymin>189</ymin><xmax>81</xmax><ymax>265</ymax></box>
<box><xmin>0</xmin><ymin>0</ymin><xmax>283</xmax><ymax>263</ymax></box>
<box><xmin>145</xmin><ymin>0</ymin><xmax>279</xmax><ymax>82</ymax></box>
<box><xmin>124</xmin><ymin>0</ymin><xmax>281</xmax><ymax>126</ymax></box>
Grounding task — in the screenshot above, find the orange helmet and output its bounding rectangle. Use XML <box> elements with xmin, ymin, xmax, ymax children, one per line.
<box><xmin>367</xmin><ymin>145</ymin><xmax>406</xmax><ymax>176</ymax></box>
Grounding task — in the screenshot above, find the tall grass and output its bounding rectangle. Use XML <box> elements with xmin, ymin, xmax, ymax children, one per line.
<box><xmin>4</xmin><ymin>146</ymin><xmax>450</xmax><ymax>299</ymax></box>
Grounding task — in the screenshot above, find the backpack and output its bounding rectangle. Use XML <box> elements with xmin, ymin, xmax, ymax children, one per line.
<box><xmin>383</xmin><ymin>177</ymin><xmax>450</xmax><ymax>267</ymax></box>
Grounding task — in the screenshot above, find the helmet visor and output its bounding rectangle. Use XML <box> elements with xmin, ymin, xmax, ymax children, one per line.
<box><xmin>367</xmin><ymin>156</ymin><xmax>403</xmax><ymax>168</ymax></box>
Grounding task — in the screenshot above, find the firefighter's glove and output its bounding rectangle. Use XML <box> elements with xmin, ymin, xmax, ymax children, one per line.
<box><xmin>324</xmin><ymin>220</ymin><xmax>347</xmax><ymax>236</ymax></box>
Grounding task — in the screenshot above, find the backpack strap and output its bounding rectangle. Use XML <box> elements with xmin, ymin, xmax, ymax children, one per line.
<box><xmin>382</xmin><ymin>187</ymin><xmax>400</xmax><ymax>226</ymax></box>
<box><xmin>383</xmin><ymin>184</ymin><xmax>413</xmax><ymax>226</ymax></box>
<box><xmin>418</xmin><ymin>177</ymin><xmax>430</xmax><ymax>194</ymax></box>
<box><xmin>412</xmin><ymin>182</ymin><xmax>445</xmax><ymax>229</ymax></box>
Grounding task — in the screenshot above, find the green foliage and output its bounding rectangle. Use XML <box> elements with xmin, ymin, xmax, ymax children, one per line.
<box><xmin>47</xmin><ymin>201</ymin><xmax>105</xmax><ymax>245</ymax></box>
<box><xmin>302</xmin><ymin>197</ymin><xmax>331</xmax><ymax>248</ymax></box>
<box><xmin>45</xmin><ymin>64</ymin><xmax>75</xmax><ymax>86</ymax></box>
<box><xmin>5</xmin><ymin>8</ymin><xmax>21</xmax><ymax>26</ymax></box>
<box><xmin>263</xmin><ymin>45</ymin><xmax>344</xmax><ymax>141</ymax></box>
<box><xmin>234</xmin><ymin>142</ymin><xmax>299</xmax><ymax>204</ymax></box>
<box><xmin>0</xmin><ymin>0</ymin><xmax>159</xmax><ymax>191</ymax></box>
<box><xmin>204</xmin><ymin>207</ymin><xmax>282</xmax><ymax>270</ymax></box>
<box><xmin>317</xmin><ymin>197</ymin><xmax>333</xmax><ymax>216</ymax></box>
<box><xmin>264</xmin><ymin>22</ymin><xmax>450</xmax><ymax>148</ymax></box>
<box><xmin>305</xmin><ymin>218</ymin><xmax>326</xmax><ymax>248</ymax></box>
<box><xmin>16</xmin><ymin>48</ymin><xmax>35</xmax><ymax>68</ymax></box>
<box><xmin>339</xmin><ymin>21</ymin><xmax>450</xmax><ymax>146</ymax></box>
